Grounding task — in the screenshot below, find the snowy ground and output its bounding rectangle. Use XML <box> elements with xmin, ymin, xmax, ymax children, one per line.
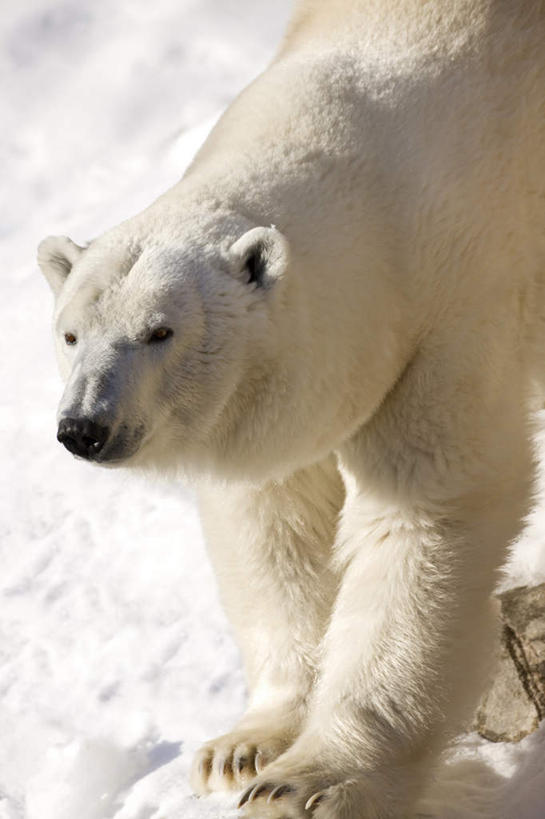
<box><xmin>1</xmin><ymin>2</ymin><xmax>545</xmax><ymax>817</ymax></box>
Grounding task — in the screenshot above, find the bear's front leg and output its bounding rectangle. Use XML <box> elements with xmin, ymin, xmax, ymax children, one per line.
<box><xmin>191</xmin><ymin>456</ymin><xmax>344</xmax><ymax>794</ymax></box>
<box><xmin>238</xmin><ymin>414</ymin><xmax>532</xmax><ymax>818</ymax></box>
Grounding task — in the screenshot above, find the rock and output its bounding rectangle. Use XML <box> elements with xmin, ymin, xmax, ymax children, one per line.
<box><xmin>475</xmin><ymin>633</ymin><xmax>540</xmax><ymax>742</ymax></box>
<box><xmin>475</xmin><ymin>582</ymin><xmax>545</xmax><ymax>743</ymax></box>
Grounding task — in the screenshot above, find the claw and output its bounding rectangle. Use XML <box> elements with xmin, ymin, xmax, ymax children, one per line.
<box><xmin>238</xmin><ymin>782</ymin><xmax>270</xmax><ymax>808</ymax></box>
<box><xmin>267</xmin><ymin>784</ymin><xmax>293</xmax><ymax>803</ymax></box>
<box><xmin>305</xmin><ymin>791</ymin><xmax>326</xmax><ymax>811</ymax></box>
<box><xmin>249</xmin><ymin>783</ymin><xmax>271</xmax><ymax>802</ymax></box>
<box><xmin>255</xmin><ymin>750</ymin><xmax>264</xmax><ymax>773</ymax></box>
<box><xmin>238</xmin><ymin>785</ymin><xmax>254</xmax><ymax>808</ymax></box>
<box><xmin>235</xmin><ymin>754</ymin><xmax>248</xmax><ymax>773</ymax></box>
<box><xmin>198</xmin><ymin>755</ymin><xmax>212</xmax><ymax>779</ymax></box>
<box><xmin>216</xmin><ymin>756</ymin><xmax>230</xmax><ymax>777</ymax></box>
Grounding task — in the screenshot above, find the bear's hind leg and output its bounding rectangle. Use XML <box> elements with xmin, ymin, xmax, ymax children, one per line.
<box><xmin>191</xmin><ymin>455</ymin><xmax>344</xmax><ymax>794</ymax></box>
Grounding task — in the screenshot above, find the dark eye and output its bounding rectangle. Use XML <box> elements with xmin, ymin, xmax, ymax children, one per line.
<box><xmin>245</xmin><ymin>246</ymin><xmax>266</xmax><ymax>286</ymax></box>
<box><xmin>148</xmin><ymin>327</ymin><xmax>173</xmax><ymax>343</ymax></box>
<box><xmin>64</xmin><ymin>332</ymin><xmax>77</xmax><ymax>345</ymax></box>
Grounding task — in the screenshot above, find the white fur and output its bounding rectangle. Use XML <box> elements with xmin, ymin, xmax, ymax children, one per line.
<box><xmin>38</xmin><ymin>0</ymin><xmax>545</xmax><ymax>816</ymax></box>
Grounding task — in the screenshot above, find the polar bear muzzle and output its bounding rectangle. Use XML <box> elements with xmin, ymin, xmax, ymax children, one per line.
<box><xmin>56</xmin><ymin>414</ymin><xmax>144</xmax><ymax>464</ymax></box>
<box><xmin>57</xmin><ymin>417</ymin><xmax>110</xmax><ymax>460</ymax></box>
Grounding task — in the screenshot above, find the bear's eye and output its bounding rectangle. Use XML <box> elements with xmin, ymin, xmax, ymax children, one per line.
<box><xmin>64</xmin><ymin>332</ymin><xmax>77</xmax><ymax>345</ymax></box>
<box><xmin>245</xmin><ymin>246</ymin><xmax>267</xmax><ymax>286</ymax></box>
<box><xmin>148</xmin><ymin>327</ymin><xmax>173</xmax><ymax>343</ymax></box>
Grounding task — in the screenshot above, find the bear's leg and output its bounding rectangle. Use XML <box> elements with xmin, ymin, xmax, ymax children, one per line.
<box><xmin>237</xmin><ymin>367</ymin><xmax>533</xmax><ymax>817</ymax></box>
<box><xmin>191</xmin><ymin>454</ymin><xmax>344</xmax><ymax>794</ymax></box>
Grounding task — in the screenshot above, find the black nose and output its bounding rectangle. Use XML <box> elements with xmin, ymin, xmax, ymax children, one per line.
<box><xmin>57</xmin><ymin>418</ymin><xmax>109</xmax><ymax>460</ymax></box>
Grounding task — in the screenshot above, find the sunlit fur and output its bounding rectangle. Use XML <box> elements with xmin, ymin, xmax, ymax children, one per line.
<box><xmin>38</xmin><ymin>0</ymin><xmax>545</xmax><ymax>815</ymax></box>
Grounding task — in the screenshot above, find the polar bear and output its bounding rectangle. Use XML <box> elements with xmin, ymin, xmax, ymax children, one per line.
<box><xmin>38</xmin><ymin>0</ymin><xmax>545</xmax><ymax>816</ymax></box>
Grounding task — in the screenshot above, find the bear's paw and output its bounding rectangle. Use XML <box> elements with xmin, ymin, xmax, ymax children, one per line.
<box><xmin>191</xmin><ymin>721</ymin><xmax>295</xmax><ymax>795</ymax></box>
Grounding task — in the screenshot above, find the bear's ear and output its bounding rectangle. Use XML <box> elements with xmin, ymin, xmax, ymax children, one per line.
<box><xmin>229</xmin><ymin>226</ymin><xmax>289</xmax><ymax>288</ymax></box>
<box><xmin>37</xmin><ymin>235</ymin><xmax>85</xmax><ymax>297</ymax></box>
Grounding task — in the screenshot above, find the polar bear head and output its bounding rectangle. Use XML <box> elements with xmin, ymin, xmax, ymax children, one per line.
<box><xmin>39</xmin><ymin>178</ymin><xmax>407</xmax><ymax>481</ymax></box>
<box><xmin>38</xmin><ymin>213</ymin><xmax>299</xmax><ymax>479</ymax></box>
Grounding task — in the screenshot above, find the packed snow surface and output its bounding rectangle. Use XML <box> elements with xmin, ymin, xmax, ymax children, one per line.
<box><xmin>1</xmin><ymin>1</ymin><xmax>545</xmax><ymax>816</ymax></box>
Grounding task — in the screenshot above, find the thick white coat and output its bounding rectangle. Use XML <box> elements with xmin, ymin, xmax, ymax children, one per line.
<box><xmin>38</xmin><ymin>1</ymin><xmax>545</xmax><ymax>816</ymax></box>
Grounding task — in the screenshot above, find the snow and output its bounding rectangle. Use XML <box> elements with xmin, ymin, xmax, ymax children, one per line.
<box><xmin>1</xmin><ymin>1</ymin><xmax>544</xmax><ymax>817</ymax></box>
